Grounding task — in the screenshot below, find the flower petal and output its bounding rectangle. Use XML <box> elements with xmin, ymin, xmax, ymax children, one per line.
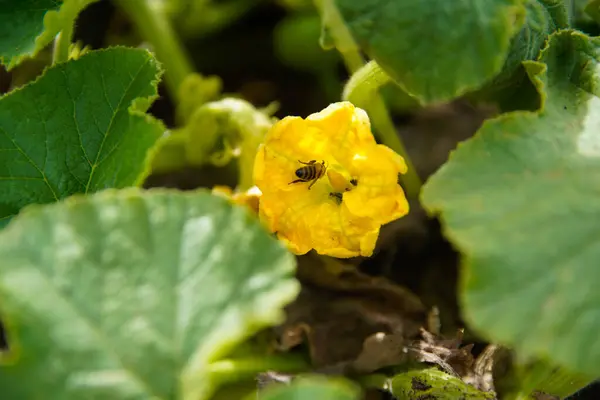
<box><xmin>253</xmin><ymin>101</ymin><xmax>409</xmax><ymax>258</ymax></box>
<box><xmin>342</xmin><ymin>144</ymin><xmax>410</xmax><ymax>223</ymax></box>
<box><xmin>307</xmin><ymin>102</ymin><xmax>377</xmax><ymax>169</ymax></box>
<box><xmin>265</xmin><ymin>116</ymin><xmax>330</xmax><ymax>163</ymax></box>
<box><xmin>344</xmin><ymin>185</ymin><xmax>409</xmax><ymax>225</ymax></box>
<box><xmin>310</xmin><ymin>200</ymin><xmax>381</xmax><ymax>258</ymax></box>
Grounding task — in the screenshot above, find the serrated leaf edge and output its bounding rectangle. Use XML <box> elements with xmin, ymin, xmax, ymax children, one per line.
<box><xmin>0</xmin><ymin>46</ymin><xmax>167</xmax><ymax>217</ymax></box>
<box><xmin>419</xmin><ymin>29</ymin><xmax>598</xmax><ymax>376</ymax></box>
<box><xmin>1</xmin><ymin>0</ymin><xmax>101</xmax><ymax>70</ymax></box>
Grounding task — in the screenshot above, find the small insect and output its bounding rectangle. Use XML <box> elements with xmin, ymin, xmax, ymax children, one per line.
<box><xmin>329</xmin><ymin>192</ymin><xmax>343</xmax><ymax>204</ymax></box>
<box><xmin>289</xmin><ymin>159</ymin><xmax>327</xmax><ymax>190</ymax></box>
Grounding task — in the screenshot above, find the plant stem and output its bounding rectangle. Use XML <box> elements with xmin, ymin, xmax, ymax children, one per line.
<box><xmin>115</xmin><ymin>0</ymin><xmax>194</xmax><ymax>98</ymax></box>
<box><xmin>52</xmin><ymin>24</ymin><xmax>74</xmax><ymax>64</ymax></box>
<box><xmin>342</xmin><ymin>60</ymin><xmax>391</xmax><ymax>104</ymax></box>
<box><xmin>207</xmin><ymin>355</ymin><xmax>309</xmax><ymax>384</ymax></box>
<box><xmin>313</xmin><ymin>0</ymin><xmax>422</xmax><ymax>198</ymax></box>
<box><xmin>314</xmin><ymin>0</ymin><xmax>363</xmax><ymax>73</ymax></box>
<box><xmin>562</xmin><ymin>0</ymin><xmax>574</xmax><ymax>25</ymax></box>
<box><xmin>182</xmin><ymin>354</ymin><xmax>309</xmax><ymax>398</ymax></box>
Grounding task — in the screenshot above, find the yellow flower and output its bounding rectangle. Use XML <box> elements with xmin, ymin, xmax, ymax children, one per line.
<box><xmin>253</xmin><ymin>101</ymin><xmax>409</xmax><ymax>258</ymax></box>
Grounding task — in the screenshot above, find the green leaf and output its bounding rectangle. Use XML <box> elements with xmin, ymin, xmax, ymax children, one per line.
<box><xmin>331</xmin><ymin>0</ymin><xmax>527</xmax><ymax>103</ymax></box>
<box><xmin>389</xmin><ymin>368</ymin><xmax>495</xmax><ymax>399</ymax></box>
<box><xmin>0</xmin><ymin>188</ymin><xmax>299</xmax><ymax>400</ymax></box>
<box><xmin>421</xmin><ymin>30</ymin><xmax>600</xmax><ymax>376</ymax></box>
<box><xmin>0</xmin><ymin>47</ymin><xmax>165</xmax><ymax>227</ymax></box>
<box><xmin>484</xmin><ymin>1</ymin><xmax>563</xmax><ymax>87</ymax></box>
<box><xmin>0</xmin><ymin>0</ymin><xmax>99</xmax><ymax>69</ymax></box>
<box><xmin>538</xmin><ymin>0</ymin><xmax>570</xmax><ymax>28</ymax></box>
<box><xmin>585</xmin><ymin>0</ymin><xmax>600</xmax><ymax>24</ymax></box>
<box><xmin>571</xmin><ymin>1</ymin><xmax>600</xmax><ymax>36</ymax></box>
<box><xmin>0</xmin><ymin>0</ymin><xmax>60</xmax><ymax>67</ymax></box>
<box><xmin>468</xmin><ymin>0</ymin><xmax>567</xmax><ymax>111</ymax></box>
<box><xmin>514</xmin><ymin>359</ymin><xmax>594</xmax><ymax>398</ymax></box>
<box><xmin>491</xmin><ymin>350</ymin><xmax>593</xmax><ymax>399</ymax></box>
<box><xmin>258</xmin><ymin>376</ymin><xmax>360</xmax><ymax>400</ymax></box>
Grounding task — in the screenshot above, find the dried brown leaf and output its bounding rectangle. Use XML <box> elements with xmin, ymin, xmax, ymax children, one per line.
<box><xmin>272</xmin><ymin>254</ymin><xmax>427</xmax><ymax>372</ymax></box>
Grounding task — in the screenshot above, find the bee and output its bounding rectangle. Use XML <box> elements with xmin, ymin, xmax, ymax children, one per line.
<box><xmin>289</xmin><ymin>159</ymin><xmax>327</xmax><ymax>190</ymax></box>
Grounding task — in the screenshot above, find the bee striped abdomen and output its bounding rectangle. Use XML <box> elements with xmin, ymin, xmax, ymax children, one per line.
<box><xmin>295</xmin><ymin>166</ymin><xmax>318</xmax><ymax>180</ymax></box>
<box><xmin>289</xmin><ymin>159</ymin><xmax>327</xmax><ymax>190</ymax></box>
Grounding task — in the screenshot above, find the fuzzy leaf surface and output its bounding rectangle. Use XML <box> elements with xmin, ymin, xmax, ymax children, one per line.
<box><xmin>470</xmin><ymin>0</ymin><xmax>568</xmax><ymax>111</ymax></box>
<box><xmin>421</xmin><ymin>31</ymin><xmax>600</xmax><ymax>376</ymax></box>
<box><xmin>0</xmin><ymin>189</ymin><xmax>299</xmax><ymax>399</ymax></box>
<box><xmin>332</xmin><ymin>0</ymin><xmax>527</xmax><ymax>102</ymax></box>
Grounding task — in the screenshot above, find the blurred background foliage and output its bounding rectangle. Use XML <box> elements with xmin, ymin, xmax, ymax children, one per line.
<box><xmin>2</xmin><ymin>1</ymin><xmax>600</xmax><ymax>398</ymax></box>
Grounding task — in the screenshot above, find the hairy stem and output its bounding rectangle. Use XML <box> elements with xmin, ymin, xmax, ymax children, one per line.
<box><xmin>314</xmin><ymin>0</ymin><xmax>422</xmax><ymax>198</ymax></box>
<box><xmin>115</xmin><ymin>0</ymin><xmax>194</xmax><ymax>98</ymax></box>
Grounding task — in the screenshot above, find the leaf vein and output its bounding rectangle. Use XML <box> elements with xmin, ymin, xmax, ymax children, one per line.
<box><xmin>60</xmin><ymin>68</ymin><xmax>93</xmax><ymax>167</ymax></box>
<box><xmin>84</xmin><ymin>58</ymin><xmax>150</xmax><ymax>193</ymax></box>
<box><xmin>0</xmin><ymin>126</ymin><xmax>59</xmax><ymax>201</ymax></box>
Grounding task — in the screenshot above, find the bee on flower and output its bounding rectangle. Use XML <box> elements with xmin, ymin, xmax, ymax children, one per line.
<box><xmin>253</xmin><ymin>101</ymin><xmax>409</xmax><ymax>258</ymax></box>
<box><xmin>289</xmin><ymin>159</ymin><xmax>327</xmax><ymax>190</ymax></box>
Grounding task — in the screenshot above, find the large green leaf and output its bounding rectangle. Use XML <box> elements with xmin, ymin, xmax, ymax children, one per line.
<box><xmin>258</xmin><ymin>376</ymin><xmax>360</xmax><ymax>400</ymax></box>
<box><xmin>479</xmin><ymin>1</ymin><xmax>565</xmax><ymax>90</ymax></box>
<box><xmin>509</xmin><ymin>359</ymin><xmax>594</xmax><ymax>398</ymax></box>
<box><xmin>0</xmin><ymin>47</ymin><xmax>165</xmax><ymax>227</ymax></box>
<box><xmin>468</xmin><ymin>0</ymin><xmax>568</xmax><ymax>113</ymax></box>
<box><xmin>0</xmin><ymin>189</ymin><xmax>299</xmax><ymax>400</ymax></box>
<box><xmin>421</xmin><ymin>30</ymin><xmax>600</xmax><ymax>376</ymax></box>
<box><xmin>331</xmin><ymin>0</ymin><xmax>527</xmax><ymax>103</ymax></box>
<box><xmin>0</xmin><ymin>0</ymin><xmax>98</xmax><ymax>69</ymax></box>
